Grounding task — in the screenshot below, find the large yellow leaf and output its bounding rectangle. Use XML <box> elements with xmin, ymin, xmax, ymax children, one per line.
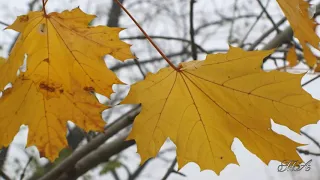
<box><xmin>1</xmin><ymin>8</ymin><xmax>134</xmax><ymax>97</ymax></box>
<box><xmin>123</xmin><ymin>46</ymin><xmax>320</xmax><ymax>173</ymax></box>
<box><xmin>276</xmin><ymin>0</ymin><xmax>320</xmax><ymax>66</ymax></box>
<box><xmin>0</xmin><ymin>77</ymin><xmax>106</xmax><ymax>161</ymax></box>
<box><xmin>315</xmin><ymin>63</ymin><xmax>320</xmax><ymax>72</ymax></box>
<box><xmin>0</xmin><ymin>57</ymin><xmax>5</xmax><ymax>64</ymax></box>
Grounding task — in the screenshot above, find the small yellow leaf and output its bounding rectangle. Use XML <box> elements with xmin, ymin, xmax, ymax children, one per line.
<box><xmin>286</xmin><ymin>46</ymin><xmax>298</xmax><ymax>67</ymax></box>
<box><xmin>123</xmin><ymin>46</ymin><xmax>320</xmax><ymax>174</ymax></box>
<box><xmin>276</xmin><ymin>0</ymin><xmax>320</xmax><ymax>66</ymax></box>
<box><xmin>0</xmin><ymin>77</ymin><xmax>106</xmax><ymax>161</ymax></box>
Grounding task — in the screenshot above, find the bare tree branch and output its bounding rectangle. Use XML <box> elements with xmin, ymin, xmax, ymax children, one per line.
<box><xmin>256</xmin><ymin>0</ymin><xmax>280</xmax><ymax>33</ymax></box>
<box><xmin>195</xmin><ymin>14</ymin><xmax>257</xmax><ymax>34</ymax></box>
<box><xmin>39</xmin><ymin>105</ymin><xmax>141</xmax><ymax>180</ymax></box>
<box><xmin>134</xmin><ymin>58</ymin><xmax>146</xmax><ymax>78</ymax></box>
<box><xmin>57</xmin><ymin>134</ymin><xmax>135</xmax><ymax>180</ymax></box>
<box><xmin>20</xmin><ymin>157</ymin><xmax>33</xmax><ymax>180</ymax></box>
<box><xmin>110</xmin><ymin>48</ymin><xmax>228</xmax><ymax>71</ymax></box>
<box><xmin>302</xmin><ymin>75</ymin><xmax>320</xmax><ymax>87</ymax></box>
<box><xmin>0</xmin><ymin>20</ymin><xmax>9</xmax><ymax>27</ymax></box>
<box><xmin>128</xmin><ymin>159</ymin><xmax>151</xmax><ymax>180</ymax></box>
<box><xmin>248</xmin><ymin>17</ymin><xmax>287</xmax><ymax>51</ymax></box>
<box><xmin>122</xmin><ymin>35</ymin><xmax>208</xmax><ymax>53</ymax></box>
<box><xmin>297</xmin><ymin>131</ymin><xmax>320</xmax><ymax>156</ymax></box>
<box><xmin>162</xmin><ymin>158</ymin><xmax>177</xmax><ymax>180</ymax></box>
<box><xmin>239</xmin><ymin>0</ymin><xmax>271</xmax><ymax>47</ymax></box>
<box><xmin>107</xmin><ymin>0</ymin><xmax>124</xmax><ymax>27</ymax></box>
<box><xmin>189</xmin><ymin>0</ymin><xmax>197</xmax><ymax>60</ymax></box>
<box><xmin>250</xmin><ymin>3</ymin><xmax>320</xmax><ymax>51</ymax></box>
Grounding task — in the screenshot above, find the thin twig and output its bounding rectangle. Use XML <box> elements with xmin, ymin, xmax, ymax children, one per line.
<box><xmin>111</xmin><ymin>169</ymin><xmax>120</xmax><ymax>180</ymax></box>
<box><xmin>227</xmin><ymin>0</ymin><xmax>238</xmax><ymax>43</ymax></box>
<box><xmin>20</xmin><ymin>157</ymin><xmax>33</xmax><ymax>180</ymax></box>
<box><xmin>121</xmin><ymin>163</ymin><xmax>131</xmax><ymax>178</ymax></box>
<box><xmin>42</xmin><ymin>0</ymin><xmax>47</xmax><ymax>16</ymax></box>
<box><xmin>297</xmin><ymin>149</ymin><xmax>320</xmax><ymax>156</ymax></box>
<box><xmin>110</xmin><ymin>48</ymin><xmax>227</xmax><ymax>71</ymax></box>
<box><xmin>0</xmin><ymin>20</ymin><xmax>9</xmax><ymax>27</ymax></box>
<box><xmin>189</xmin><ymin>0</ymin><xmax>197</xmax><ymax>60</ymax></box>
<box><xmin>121</xmin><ymin>35</ymin><xmax>208</xmax><ymax>53</ymax></box>
<box><xmin>113</xmin><ymin>0</ymin><xmax>180</xmax><ymax>71</ymax></box>
<box><xmin>302</xmin><ymin>75</ymin><xmax>320</xmax><ymax>87</ymax></box>
<box><xmin>251</xmin><ymin>3</ymin><xmax>320</xmax><ymax>51</ymax></box>
<box><xmin>301</xmin><ymin>131</ymin><xmax>320</xmax><ymax>149</ymax></box>
<box><xmin>239</xmin><ymin>0</ymin><xmax>271</xmax><ymax>47</ymax></box>
<box><xmin>172</xmin><ymin>170</ymin><xmax>186</xmax><ymax>177</ymax></box>
<box><xmin>162</xmin><ymin>158</ymin><xmax>177</xmax><ymax>180</ymax></box>
<box><xmin>297</xmin><ymin>131</ymin><xmax>320</xmax><ymax>156</ymax></box>
<box><xmin>134</xmin><ymin>58</ymin><xmax>146</xmax><ymax>78</ymax></box>
<box><xmin>256</xmin><ymin>0</ymin><xmax>280</xmax><ymax>33</ymax></box>
<box><xmin>248</xmin><ymin>17</ymin><xmax>286</xmax><ymax>50</ymax></box>
<box><xmin>111</xmin><ymin>50</ymin><xmax>190</xmax><ymax>71</ymax></box>
<box><xmin>195</xmin><ymin>14</ymin><xmax>257</xmax><ymax>34</ymax></box>
<box><xmin>128</xmin><ymin>159</ymin><xmax>151</xmax><ymax>180</ymax></box>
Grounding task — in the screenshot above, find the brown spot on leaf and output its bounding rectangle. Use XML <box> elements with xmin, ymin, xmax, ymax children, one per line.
<box><xmin>84</xmin><ymin>86</ymin><xmax>95</xmax><ymax>92</ymax></box>
<box><xmin>43</xmin><ymin>58</ymin><xmax>49</xmax><ymax>63</ymax></box>
<box><xmin>39</xmin><ymin>82</ymin><xmax>55</xmax><ymax>92</ymax></box>
<box><xmin>19</xmin><ymin>15</ymin><xmax>29</xmax><ymax>22</ymax></box>
<box><xmin>59</xmin><ymin>89</ymin><xmax>64</xmax><ymax>93</ymax></box>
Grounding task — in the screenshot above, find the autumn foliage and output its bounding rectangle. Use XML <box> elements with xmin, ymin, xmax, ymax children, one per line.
<box><xmin>0</xmin><ymin>0</ymin><xmax>320</xmax><ymax>174</ymax></box>
<box><xmin>0</xmin><ymin>7</ymin><xmax>134</xmax><ymax>160</ymax></box>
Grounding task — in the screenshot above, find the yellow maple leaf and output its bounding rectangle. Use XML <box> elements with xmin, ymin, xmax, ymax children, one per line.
<box><xmin>1</xmin><ymin>7</ymin><xmax>134</xmax><ymax>97</ymax></box>
<box><xmin>122</xmin><ymin>46</ymin><xmax>320</xmax><ymax>173</ymax></box>
<box><xmin>276</xmin><ymin>0</ymin><xmax>320</xmax><ymax>67</ymax></box>
<box><xmin>0</xmin><ymin>77</ymin><xmax>106</xmax><ymax>161</ymax></box>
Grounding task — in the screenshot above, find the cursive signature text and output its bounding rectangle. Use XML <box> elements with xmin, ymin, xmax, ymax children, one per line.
<box><xmin>277</xmin><ymin>159</ymin><xmax>312</xmax><ymax>172</ymax></box>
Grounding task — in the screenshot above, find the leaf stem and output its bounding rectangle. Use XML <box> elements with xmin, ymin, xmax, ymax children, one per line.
<box><xmin>113</xmin><ymin>0</ymin><xmax>180</xmax><ymax>71</ymax></box>
<box><xmin>42</xmin><ymin>0</ymin><xmax>48</xmax><ymax>17</ymax></box>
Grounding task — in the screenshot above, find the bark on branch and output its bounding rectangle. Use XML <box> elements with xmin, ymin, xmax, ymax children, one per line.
<box><xmin>39</xmin><ymin>105</ymin><xmax>140</xmax><ymax>180</ymax></box>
